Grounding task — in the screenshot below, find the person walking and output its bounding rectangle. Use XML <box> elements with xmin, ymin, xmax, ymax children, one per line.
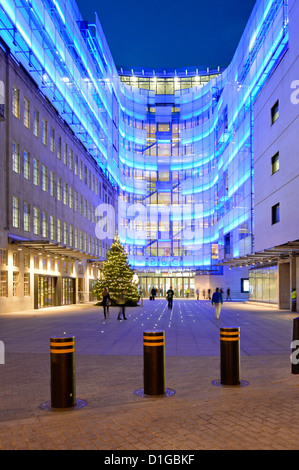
<box><xmin>102</xmin><ymin>287</ymin><xmax>110</xmax><ymax>319</ymax></box>
<box><xmin>151</xmin><ymin>286</ymin><xmax>157</xmax><ymax>300</ymax></box>
<box><xmin>196</xmin><ymin>288</ymin><xmax>199</xmax><ymax>300</ymax></box>
<box><xmin>117</xmin><ymin>290</ymin><xmax>127</xmax><ymax>320</ymax></box>
<box><xmin>211</xmin><ymin>287</ymin><xmax>223</xmax><ymax>320</ymax></box>
<box><xmin>291</xmin><ymin>288</ymin><xmax>297</xmax><ymax>312</ymax></box>
<box><xmin>226</xmin><ymin>288</ymin><xmax>232</xmax><ymax>301</ymax></box>
<box><xmin>166</xmin><ymin>286</ymin><xmax>174</xmax><ymax>310</ymax></box>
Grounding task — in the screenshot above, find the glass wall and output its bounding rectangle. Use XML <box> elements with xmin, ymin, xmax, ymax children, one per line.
<box><xmin>249</xmin><ymin>266</ymin><xmax>278</xmax><ymax>304</ymax></box>
<box><xmin>139</xmin><ymin>272</ymin><xmax>195</xmax><ymax>298</ymax></box>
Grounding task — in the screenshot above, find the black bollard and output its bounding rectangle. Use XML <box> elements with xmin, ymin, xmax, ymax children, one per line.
<box><xmin>220</xmin><ymin>327</ymin><xmax>240</xmax><ymax>386</ymax></box>
<box><xmin>143</xmin><ymin>330</ymin><xmax>165</xmax><ymax>395</ymax></box>
<box><xmin>50</xmin><ymin>336</ymin><xmax>76</xmax><ymax>408</ymax></box>
<box><xmin>291</xmin><ymin>317</ymin><xmax>299</xmax><ymax>374</ymax></box>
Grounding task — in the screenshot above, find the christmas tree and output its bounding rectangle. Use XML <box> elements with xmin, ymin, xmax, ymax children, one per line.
<box><xmin>93</xmin><ymin>235</ymin><xmax>139</xmax><ymax>306</ymax></box>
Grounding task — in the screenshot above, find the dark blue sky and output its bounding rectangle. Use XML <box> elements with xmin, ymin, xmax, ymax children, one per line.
<box><xmin>75</xmin><ymin>0</ymin><xmax>256</xmax><ymax>69</ymax></box>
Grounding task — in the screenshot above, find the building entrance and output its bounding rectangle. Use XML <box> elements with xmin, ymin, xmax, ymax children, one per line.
<box><xmin>139</xmin><ymin>273</ymin><xmax>195</xmax><ymax>298</ymax></box>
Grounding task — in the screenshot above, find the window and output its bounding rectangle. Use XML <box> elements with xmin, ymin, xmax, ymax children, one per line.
<box><xmin>50</xmin><ymin>171</ymin><xmax>55</xmax><ymax>196</ymax></box>
<box><xmin>63</xmin><ymin>222</ymin><xmax>68</xmax><ymax>245</ymax></box>
<box><xmin>12</xmin><ymin>85</ymin><xmax>20</xmax><ymax>118</ymax></box>
<box><xmin>23</xmin><ymin>150</ymin><xmax>30</xmax><ymax>180</ymax></box>
<box><xmin>33</xmin><ymin>158</ymin><xmax>39</xmax><ymax>186</ymax></box>
<box><xmin>64</xmin><ymin>143</ymin><xmax>68</xmax><ymax>165</ymax></box>
<box><xmin>74</xmin><ymin>154</ymin><xmax>78</xmax><ymax>175</ymax></box>
<box><xmin>0</xmin><ymin>271</ymin><xmax>8</xmax><ymax>297</ymax></box>
<box><xmin>57</xmin><ymin>219</ymin><xmax>62</xmax><ymax>243</ymax></box>
<box><xmin>24</xmin><ymin>97</ymin><xmax>30</xmax><ymax>129</ymax></box>
<box><xmin>271</xmin><ymin>100</ymin><xmax>279</xmax><ymax>125</ymax></box>
<box><xmin>24</xmin><ymin>273</ymin><xmax>30</xmax><ymax>296</ymax></box>
<box><xmin>41</xmin><ymin>211</ymin><xmax>48</xmax><ymax>238</ymax></box>
<box><xmin>42</xmin><ymin>119</ymin><xmax>47</xmax><ymax>145</ymax></box>
<box><xmin>23</xmin><ymin>202</ymin><xmax>30</xmax><ymax>232</ymax></box>
<box><xmin>12</xmin><ymin>141</ymin><xmax>20</xmax><ymax>173</ymax></box>
<box><xmin>12</xmin><ymin>196</ymin><xmax>20</xmax><ymax>228</ymax></box>
<box><xmin>272</xmin><ymin>203</ymin><xmax>280</xmax><ymax>224</ymax></box>
<box><xmin>33</xmin><ymin>108</ymin><xmax>39</xmax><ymax>137</ymax></box>
<box><xmin>0</xmin><ymin>249</ymin><xmax>7</xmax><ymax>265</ymax></box>
<box><xmin>57</xmin><ymin>136</ymin><xmax>62</xmax><ymax>159</ymax></box>
<box><xmin>13</xmin><ymin>272</ymin><xmax>19</xmax><ymax>296</ymax></box>
<box><xmin>69</xmin><ymin>186</ymin><xmax>73</xmax><ymax>209</ymax></box>
<box><xmin>69</xmin><ymin>148</ymin><xmax>73</xmax><ymax>170</ymax></box>
<box><xmin>42</xmin><ymin>165</ymin><xmax>48</xmax><ymax>192</ymax></box>
<box><xmin>49</xmin><ymin>215</ymin><xmax>55</xmax><ymax>240</ymax></box>
<box><xmin>271</xmin><ymin>152</ymin><xmax>279</xmax><ymax>175</ymax></box>
<box><xmin>57</xmin><ymin>177</ymin><xmax>62</xmax><ymax>201</ymax></box>
<box><xmin>50</xmin><ymin>127</ymin><xmax>55</xmax><ymax>152</ymax></box>
<box><xmin>33</xmin><ymin>206</ymin><xmax>40</xmax><ymax>235</ymax></box>
<box><xmin>63</xmin><ymin>182</ymin><xmax>68</xmax><ymax>205</ymax></box>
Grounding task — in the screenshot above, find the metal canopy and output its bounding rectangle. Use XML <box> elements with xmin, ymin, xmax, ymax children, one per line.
<box><xmin>9</xmin><ymin>237</ymin><xmax>101</xmax><ymax>262</ymax></box>
<box><xmin>218</xmin><ymin>240</ymin><xmax>299</xmax><ymax>268</ymax></box>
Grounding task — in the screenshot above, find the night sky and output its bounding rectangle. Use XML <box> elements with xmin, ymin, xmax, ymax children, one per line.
<box><xmin>75</xmin><ymin>0</ymin><xmax>256</xmax><ymax>70</ymax></box>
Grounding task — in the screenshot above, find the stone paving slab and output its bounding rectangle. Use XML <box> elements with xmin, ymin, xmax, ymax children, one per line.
<box><xmin>0</xmin><ymin>300</ymin><xmax>298</xmax><ymax>451</ymax></box>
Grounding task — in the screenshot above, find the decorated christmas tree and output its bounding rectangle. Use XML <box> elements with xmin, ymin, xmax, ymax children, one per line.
<box><xmin>93</xmin><ymin>235</ymin><xmax>139</xmax><ymax>306</ymax></box>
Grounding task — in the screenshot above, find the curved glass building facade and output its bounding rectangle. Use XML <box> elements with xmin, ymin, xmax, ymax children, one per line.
<box><xmin>0</xmin><ymin>0</ymin><xmax>292</xmax><ymax>300</ymax></box>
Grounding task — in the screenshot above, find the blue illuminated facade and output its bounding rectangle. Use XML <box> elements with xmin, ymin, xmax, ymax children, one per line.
<box><xmin>0</xmin><ymin>0</ymin><xmax>289</xmax><ymax>278</ymax></box>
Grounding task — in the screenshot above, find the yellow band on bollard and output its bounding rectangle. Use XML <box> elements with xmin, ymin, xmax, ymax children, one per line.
<box><xmin>143</xmin><ymin>333</ymin><xmax>165</xmax><ymax>346</ymax></box>
<box><xmin>50</xmin><ymin>339</ymin><xmax>75</xmax><ymax>353</ymax></box>
<box><xmin>220</xmin><ymin>329</ymin><xmax>240</xmax><ymax>341</ymax></box>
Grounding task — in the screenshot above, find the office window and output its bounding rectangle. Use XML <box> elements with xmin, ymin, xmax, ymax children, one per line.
<box><xmin>50</xmin><ymin>171</ymin><xmax>55</xmax><ymax>197</ymax></box>
<box><xmin>63</xmin><ymin>222</ymin><xmax>68</xmax><ymax>245</ymax></box>
<box><xmin>57</xmin><ymin>219</ymin><xmax>62</xmax><ymax>243</ymax></box>
<box><xmin>12</xmin><ymin>196</ymin><xmax>20</xmax><ymax>228</ymax></box>
<box><xmin>74</xmin><ymin>154</ymin><xmax>78</xmax><ymax>175</ymax></box>
<box><xmin>13</xmin><ymin>272</ymin><xmax>19</xmax><ymax>296</ymax></box>
<box><xmin>271</xmin><ymin>152</ymin><xmax>279</xmax><ymax>175</ymax></box>
<box><xmin>41</xmin><ymin>211</ymin><xmax>48</xmax><ymax>238</ymax></box>
<box><xmin>271</xmin><ymin>100</ymin><xmax>279</xmax><ymax>125</ymax></box>
<box><xmin>24</xmin><ymin>273</ymin><xmax>30</xmax><ymax>296</ymax></box>
<box><xmin>23</xmin><ymin>202</ymin><xmax>30</xmax><ymax>232</ymax></box>
<box><xmin>69</xmin><ymin>186</ymin><xmax>73</xmax><ymax>209</ymax></box>
<box><xmin>272</xmin><ymin>203</ymin><xmax>280</xmax><ymax>224</ymax></box>
<box><xmin>49</xmin><ymin>215</ymin><xmax>55</xmax><ymax>240</ymax></box>
<box><xmin>33</xmin><ymin>158</ymin><xmax>39</xmax><ymax>186</ymax></box>
<box><xmin>69</xmin><ymin>148</ymin><xmax>73</xmax><ymax>171</ymax></box>
<box><xmin>23</xmin><ymin>150</ymin><xmax>30</xmax><ymax>180</ymax></box>
<box><xmin>63</xmin><ymin>182</ymin><xmax>68</xmax><ymax>205</ymax></box>
<box><xmin>57</xmin><ymin>177</ymin><xmax>62</xmax><ymax>201</ymax></box>
<box><xmin>24</xmin><ymin>97</ymin><xmax>30</xmax><ymax>129</ymax></box>
<box><xmin>42</xmin><ymin>165</ymin><xmax>48</xmax><ymax>191</ymax></box>
<box><xmin>74</xmin><ymin>228</ymin><xmax>78</xmax><ymax>249</ymax></box>
<box><xmin>57</xmin><ymin>136</ymin><xmax>61</xmax><ymax>159</ymax></box>
<box><xmin>80</xmin><ymin>160</ymin><xmax>83</xmax><ymax>180</ymax></box>
<box><xmin>12</xmin><ymin>85</ymin><xmax>20</xmax><ymax>118</ymax></box>
<box><xmin>42</xmin><ymin>119</ymin><xmax>47</xmax><ymax>145</ymax></box>
<box><xmin>33</xmin><ymin>206</ymin><xmax>40</xmax><ymax>235</ymax></box>
<box><xmin>64</xmin><ymin>143</ymin><xmax>68</xmax><ymax>165</ymax></box>
<box><xmin>12</xmin><ymin>141</ymin><xmax>20</xmax><ymax>173</ymax></box>
<box><xmin>50</xmin><ymin>127</ymin><xmax>55</xmax><ymax>152</ymax></box>
<box><xmin>0</xmin><ymin>271</ymin><xmax>8</xmax><ymax>297</ymax></box>
<box><xmin>33</xmin><ymin>108</ymin><xmax>39</xmax><ymax>137</ymax></box>
<box><xmin>0</xmin><ymin>249</ymin><xmax>7</xmax><ymax>265</ymax></box>
<box><xmin>69</xmin><ymin>225</ymin><xmax>73</xmax><ymax>247</ymax></box>
<box><xmin>74</xmin><ymin>191</ymin><xmax>78</xmax><ymax>212</ymax></box>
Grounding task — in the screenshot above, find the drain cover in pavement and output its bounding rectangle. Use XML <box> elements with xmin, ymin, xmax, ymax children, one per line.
<box><xmin>211</xmin><ymin>379</ymin><xmax>249</xmax><ymax>387</ymax></box>
<box><xmin>40</xmin><ymin>398</ymin><xmax>87</xmax><ymax>411</ymax></box>
<box><xmin>134</xmin><ymin>387</ymin><xmax>176</xmax><ymax>397</ymax></box>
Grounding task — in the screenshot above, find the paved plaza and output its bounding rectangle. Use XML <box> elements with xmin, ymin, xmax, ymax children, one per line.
<box><xmin>0</xmin><ymin>298</ymin><xmax>298</xmax><ymax>451</ymax></box>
